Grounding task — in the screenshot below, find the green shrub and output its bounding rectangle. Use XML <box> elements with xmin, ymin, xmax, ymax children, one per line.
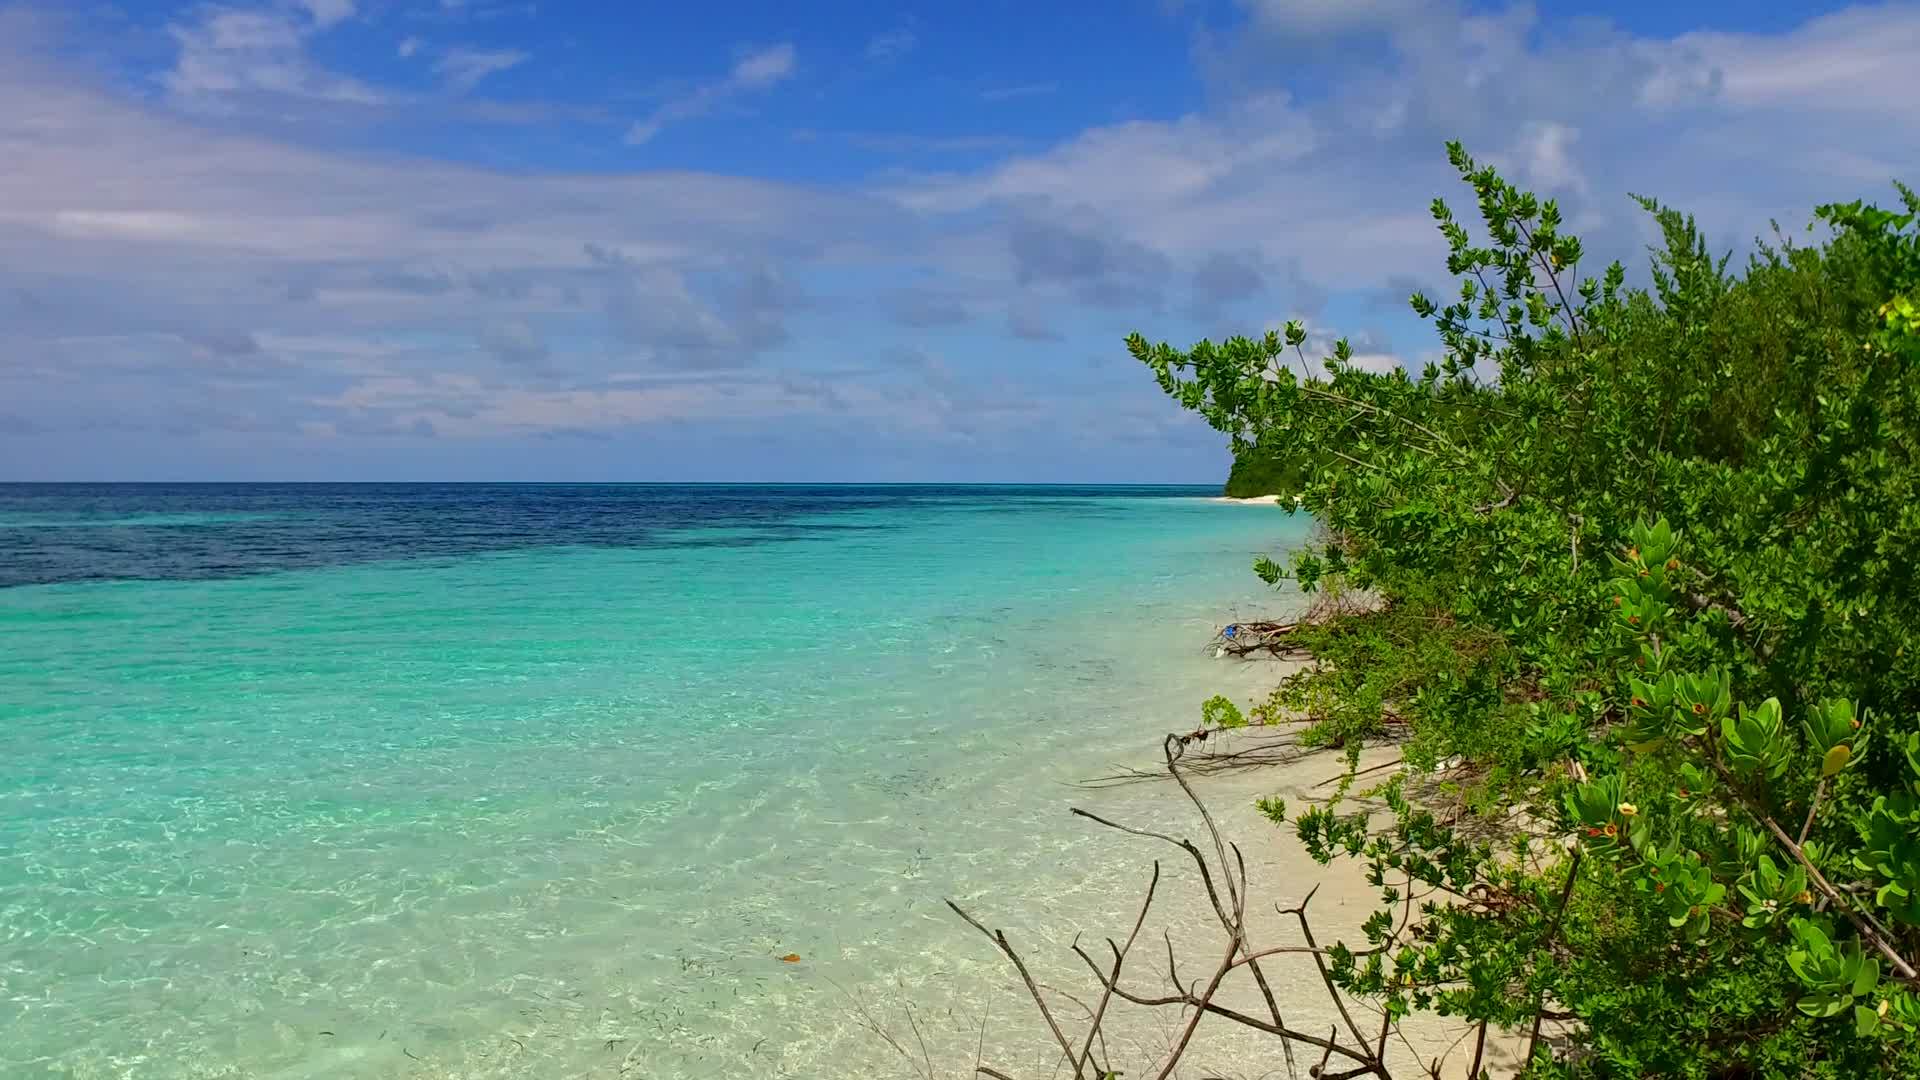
<box><xmin>1135</xmin><ymin>143</ymin><xmax>1920</xmax><ymax>1076</ymax></box>
<box><xmin>1225</xmin><ymin>442</ymin><xmax>1313</xmax><ymax>497</ymax></box>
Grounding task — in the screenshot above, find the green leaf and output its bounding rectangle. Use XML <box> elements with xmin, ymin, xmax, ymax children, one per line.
<box><xmin>1797</xmin><ymin>993</ymin><xmax>1848</xmax><ymax>1018</ymax></box>
<box><xmin>1854</xmin><ymin>956</ymin><xmax>1881</xmax><ymax>999</ymax></box>
<box><xmin>1856</xmin><ymin>1004</ymin><xmax>1881</xmax><ymax>1036</ymax></box>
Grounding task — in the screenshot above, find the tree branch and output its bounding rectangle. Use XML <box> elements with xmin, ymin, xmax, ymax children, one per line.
<box><xmin>1074</xmin><ymin>861</ymin><xmax>1159</xmax><ymax>1079</ymax></box>
<box><xmin>946</xmin><ymin>900</ymin><xmax>1084</xmax><ymax>1075</ymax></box>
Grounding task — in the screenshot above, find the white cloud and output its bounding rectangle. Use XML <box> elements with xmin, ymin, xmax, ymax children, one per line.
<box><xmin>50</xmin><ymin>210</ymin><xmax>203</xmax><ymax>239</ymax></box>
<box><xmin>398</xmin><ymin>36</ymin><xmax>423</xmax><ymax>58</ymax></box>
<box><xmin>900</xmin><ymin>2</ymin><xmax>1920</xmax><ymax>293</ymax></box>
<box><xmin>298</xmin><ymin>0</ymin><xmax>357</xmax><ymax>29</ymax></box>
<box><xmin>866</xmin><ymin>27</ymin><xmax>917</xmax><ymax>62</ymax></box>
<box><xmin>1514</xmin><ymin>122</ymin><xmax>1586</xmax><ymax>195</ymax></box>
<box><xmin>1675</xmin><ymin>5</ymin><xmax>1920</xmax><ymax>108</ymax></box>
<box><xmin>625</xmin><ymin>43</ymin><xmax>798</xmax><ymax>145</ymax></box>
<box><xmin>5</xmin><ymin>1</ymin><xmax>1919</xmax><ymax>462</ymax></box>
<box><xmin>731</xmin><ymin>43</ymin><xmax>796</xmax><ymax>87</ymax></box>
<box><xmin>1238</xmin><ymin>0</ymin><xmax>1424</xmax><ymax>37</ymax></box>
<box><xmin>163</xmin><ymin>5</ymin><xmax>384</xmax><ymax>107</ymax></box>
<box><xmin>434</xmin><ymin>46</ymin><xmax>529</xmax><ymax>91</ymax></box>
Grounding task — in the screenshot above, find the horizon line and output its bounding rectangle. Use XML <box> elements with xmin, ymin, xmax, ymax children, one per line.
<box><xmin>0</xmin><ymin>479</ymin><xmax>1227</xmax><ymax>487</ymax></box>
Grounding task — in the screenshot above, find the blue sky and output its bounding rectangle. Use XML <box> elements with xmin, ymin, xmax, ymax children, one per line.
<box><xmin>1</xmin><ymin>0</ymin><xmax>1915</xmax><ymax>481</ymax></box>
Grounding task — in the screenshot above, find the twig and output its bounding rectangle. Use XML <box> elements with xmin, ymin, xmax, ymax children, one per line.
<box><xmin>1068</xmin><ymin>954</ymin><xmax>1375</xmax><ymax>1069</ymax></box>
<box><xmin>1282</xmin><ymin>887</ymin><xmax>1373</xmax><ymax>1055</ymax></box>
<box><xmin>1078</xmin><ymin>734</ymin><xmax>1311</xmax><ymax>788</ymax></box>
<box><xmin>976</xmin><ymin>1004</ymin><xmax>991</xmax><ymax>1080</ymax></box>
<box><xmin>1525</xmin><ymin>849</ymin><xmax>1583</xmax><ymax>1067</ymax></box>
<box><xmin>1312</xmin><ymin>758</ymin><xmax>1405</xmax><ymax>789</ymax></box>
<box><xmin>1074</xmin><ymin>862</ymin><xmax>1160</xmax><ymax>1079</ymax></box>
<box><xmin>1701</xmin><ymin>754</ymin><xmax>1919</xmax><ymax>981</ymax></box>
<box><xmin>1072</xmin><ymin>808</ymin><xmax>1236</xmax><ymax>944</ymax></box>
<box><xmin>1163</xmin><ymin>735</ymin><xmax>1244</xmax><ymax>925</ymax></box>
<box><xmin>829</xmin><ymin>975</ymin><xmax>919</xmax><ymax>1071</ymax></box>
<box><xmin>1798</xmin><ymin>777</ymin><xmax>1826</xmax><ymax>847</ymax></box>
<box><xmin>947</xmin><ymin>900</ymin><xmax>1084</xmax><ymax>1076</ymax></box>
<box><xmin>1752</xmin><ymin>805</ymin><xmax>1918</xmax><ymax>981</ymax></box>
<box><xmin>1152</xmin><ymin>937</ymin><xmax>1240</xmax><ymax>1080</ymax></box>
<box><xmin>904</xmin><ymin>1002</ymin><xmax>935</xmax><ymax>1080</ymax></box>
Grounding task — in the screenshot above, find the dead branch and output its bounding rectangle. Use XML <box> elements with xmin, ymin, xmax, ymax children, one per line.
<box><xmin>1074</xmin><ymin>861</ymin><xmax>1160</xmax><ymax>1079</ymax></box>
<box><xmin>945</xmin><ymin>900</ymin><xmax>1083</xmax><ymax>1077</ymax></box>
<box><xmin>1078</xmin><ymin>730</ymin><xmax>1317</xmax><ymax>788</ymax></box>
<box><xmin>950</xmin><ymin>733</ymin><xmax>1420</xmax><ymax>1080</ymax></box>
<box><xmin>1210</xmin><ymin>620</ymin><xmax>1314</xmax><ymax>659</ymax></box>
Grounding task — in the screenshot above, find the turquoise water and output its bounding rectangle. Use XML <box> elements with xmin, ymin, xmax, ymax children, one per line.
<box><xmin>0</xmin><ymin>486</ymin><xmax>1306</xmax><ymax>1078</ymax></box>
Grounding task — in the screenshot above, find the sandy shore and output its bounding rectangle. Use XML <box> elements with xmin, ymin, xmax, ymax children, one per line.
<box><xmin>1161</xmin><ymin>729</ymin><xmax>1525</xmax><ymax>1078</ymax></box>
<box><xmin>1211</xmin><ymin>493</ymin><xmax>1285</xmax><ymax>504</ymax></box>
<box><xmin>931</xmin><ymin>508</ymin><xmax>1518</xmax><ymax>1078</ymax></box>
<box><xmin>951</xmin><ymin>655</ymin><xmax>1514</xmax><ymax>1079</ymax></box>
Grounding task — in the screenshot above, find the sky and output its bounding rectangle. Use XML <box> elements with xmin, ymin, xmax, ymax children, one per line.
<box><xmin>1</xmin><ymin>0</ymin><xmax>1916</xmax><ymax>482</ymax></box>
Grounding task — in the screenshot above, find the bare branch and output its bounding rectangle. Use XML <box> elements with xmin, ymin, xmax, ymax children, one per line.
<box><xmin>1067</xmin><ymin>947</ymin><xmax>1376</xmax><ymax>1069</ymax></box>
<box><xmin>947</xmin><ymin>900</ymin><xmax>1084</xmax><ymax>1075</ymax></box>
<box><xmin>1752</xmin><ymin>804</ymin><xmax>1919</xmax><ymax>982</ymax></box>
<box><xmin>1074</xmin><ymin>861</ymin><xmax>1160</xmax><ymax>1079</ymax></box>
<box><xmin>1525</xmin><ymin>849</ymin><xmax>1583</xmax><ymax>1067</ymax></box>
<box><xmin>1281</xmin><ymin>886</ymin><xmax>1374</xmax><ymax>1054</ymax></box>
<box><xmin>1798</xmin><ymin>776</ymin><xmax>1827</xmax><ymax>847</ymax></box>
<box><xmin>1072</xmin><ymin>808</ymin><xmax>1236</xmax><ymax>938</ymax></box>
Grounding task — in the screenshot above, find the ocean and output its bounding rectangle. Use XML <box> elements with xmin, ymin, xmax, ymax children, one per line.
<box><xmin>0</xmin><ymin>484</ymin><xmax>1308</xmax><ymax>1078</ymax></box>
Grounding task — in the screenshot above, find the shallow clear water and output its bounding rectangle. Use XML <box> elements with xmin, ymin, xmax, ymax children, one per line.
<box><xmin>0</xmin><ymin>485</ymin><xmax>1307</xmax><ymax>1078</ymax></box>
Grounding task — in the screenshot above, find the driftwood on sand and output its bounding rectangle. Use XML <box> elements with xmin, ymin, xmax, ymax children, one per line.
<box><xmin>1207</xmin><ymin>620</ymin><xmax>1310</xmax><ymax>659</ymax></box>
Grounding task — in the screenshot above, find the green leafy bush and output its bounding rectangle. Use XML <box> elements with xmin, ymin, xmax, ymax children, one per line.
<box><xmin>1225</xmin><ymin>441</ymin><xmax>1315</xmax><ymax>497</ymax></box>
<box><xmin>1135</xmin><ymin>143</ymin><xmax>1920</xmax><ymax>1076</ymax></box>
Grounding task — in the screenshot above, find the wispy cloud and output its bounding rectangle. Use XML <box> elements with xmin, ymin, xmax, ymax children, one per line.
<box><xmin>163</xmin><ymin>4</ymin><xmax>384</xmax><ymax>107</ymax></box>
<box><xmin>732</xmin><ymin>44</ymin><xmax>796</xmax><ymax>87</ymax></box>
<box><xmin>625</xmin><ymin>43</ymin><xmax>797</xmax><ymax>146</ymax></box>
<box><xmin>434</xmin><ymin>46</ymin><xmax>529</xmax><ymax>91</ymax></box>
<box><xmin>5</xmin><ymin>1</ymin><xmax>1918</xmax><ymax>477</ymax></box>
<box><xmin>422</xmin><ymin>0</ymin><xmax>538</xmax><ymax>23</ymax></box>
<box><xmin>981</xmin><ymin>82</ymin><xmax>1056</xmax><ymax>102</ymax></box>
<box><xmin>866</xmin><ymin>26</ymin><xmax>917</xmax><ymax>62</ymax></box>
<box><xmin>299</xmin><ymin>0</ymin><xmax>356</xmax><ymax>29</ymax></box>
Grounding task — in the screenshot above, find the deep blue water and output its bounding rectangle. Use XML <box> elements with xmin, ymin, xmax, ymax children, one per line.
<box><xmin>0</xmin><ymin>483</ymin><xmax>1217</xmax><ymax>588</ymax></box>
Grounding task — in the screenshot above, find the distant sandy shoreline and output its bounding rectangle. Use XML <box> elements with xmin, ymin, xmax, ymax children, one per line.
<box><xmin>1209</xmin><ymin>494</ymin><xmax>1283</xmax><ymax>504</ymax></box>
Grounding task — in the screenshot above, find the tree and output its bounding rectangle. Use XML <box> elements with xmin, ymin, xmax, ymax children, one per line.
<box><xmin>1121</xmin><ymin>143</ymin><xmax>1920</xmax><ymax>1077</ymax></box>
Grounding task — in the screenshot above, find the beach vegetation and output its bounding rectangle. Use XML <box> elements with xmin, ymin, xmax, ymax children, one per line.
<box><xmin>1122</xmin><ymin>143</ymin><xmax>1920</xmax><ymax>1076</ymax></box>
<box><xmin>947</xmin><ymin>144</ymin><xmax>1920</xmax><ymax>1079</ymax></box>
